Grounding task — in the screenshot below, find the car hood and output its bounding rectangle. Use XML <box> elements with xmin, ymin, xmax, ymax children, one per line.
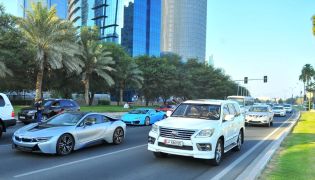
<box><xmin>155</xmin><ymin>117</ymin><xmax>220</xmax><ymax>130</ymax></box>
<box><xmin>14</xmin><ymin>123</ymin><xmax>74</xmax><ymax>137</ymax></box>
<box><xmin>122</xmin><ymin>114</ymin><xmax>145</xmax><ymax>120</ymax></box>
<box><xmin>246</xmin><ymin>112</ymin><xmax>269</xmax><ymax>116</ymax></box>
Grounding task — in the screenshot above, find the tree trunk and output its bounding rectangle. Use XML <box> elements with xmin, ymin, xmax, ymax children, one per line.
<box><xmin>119</xmin><ymin>88</ymin><xmax>124</xmax><ymax>105</ymax></box>
<box><xmin>83</xmin><ymin>77</ymin><xmax>90</xmax><ymax>106</ymax></box>
<box><xmin>88</xmin><ymin>92</ymin><xmax>94</xmax><ymax>106</ymax></box>
<box><xmin>146</xmin><ymin>100</ymin><xmax>149</xmax><ymax>106</ymax></box>
<box><xmin>35</xmin><ymin>62</ymin><xmax>44</xmax><ymax>102</ymax></box>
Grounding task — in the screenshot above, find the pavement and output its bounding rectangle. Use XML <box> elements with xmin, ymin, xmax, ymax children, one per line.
<box><xmin>0</xmin><ymin>111</ymin><xmax>298</xmax><ymax>180</ymax></box>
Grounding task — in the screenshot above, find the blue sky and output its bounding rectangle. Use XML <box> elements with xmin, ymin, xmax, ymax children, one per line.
<box><xmin>1</xmin><ymin>0</ymin><xmax>315</xmax><ymax>99</ymax></box>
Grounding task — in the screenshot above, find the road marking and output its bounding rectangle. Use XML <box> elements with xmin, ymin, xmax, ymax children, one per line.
<box><xmin>14</xmin><ymin>144</ymin><xmax>147</xmax><ymax>178</ymax></box>
<box><xmin>210</xmin><ymin>112</ymin><xmax>295</xmax><ymax>180</ymax></box>
<box><xmin>0</xmin><ymin>144</ymin><xmax>11</xmax><ymax>147</ymax></box>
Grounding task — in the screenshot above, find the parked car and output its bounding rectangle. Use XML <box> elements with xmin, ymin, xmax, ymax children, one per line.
<box><xmin>122</xmin><ymin>108</ymin><xmax>167</xmax><ymax>126</ymax></box>
<box><xmin>245</xmin><ymin>105</ymin><xmax>274</xmax><ymax>127</ymax></box>
<box><xmin>148</xmin><ymin>99</ymin><xmax>245</xmax><ymax>166</ymax></box>
<box><xmin>272</xmin><ymin>106</ymin><xmax>286</xmax><ymax>117</ymax></box>
<box><xmin>0</xmin><ymin>93</ymin><xmax>16</xmax><ymax>138</ymax></box>
<box><xmin>156</xmin><ymin>105</ymin><xmax>176</xmax><ymax>112</ymax></box>
<box><xmin>18</xmin><ymin>99</ymin><xmax>80</xmax><ymax>124</ymax></box>
<box><xmin>12</xmin><ymin>112</ymin><xmax>126</xmax><ymax>155</ymax></box>
<box><xmin>283</xmin><ymin>104</ymin><xmax>293</xmax><ymax>113</ymax></box>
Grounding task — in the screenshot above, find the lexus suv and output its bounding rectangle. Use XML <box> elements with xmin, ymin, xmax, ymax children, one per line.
<box><xmin>18</xmin><ymin>99</ymin><xmax>80</xmax><ymax>124</ymax></box>
<box><xmin>148</xmin><ymin>99</ymin><xmax>245</xmax><ymax>166</ymax></box>
<box><xmin>0</xmin><ymin>93</ymin><xmax>16</xmax><ymax>138</ymax></box>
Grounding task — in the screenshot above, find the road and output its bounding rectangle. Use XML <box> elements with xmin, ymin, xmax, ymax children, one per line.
<box><xmin>0</xmin><ymin>111</ymin><xmax>298</xmax><ymax>180</ymax></box>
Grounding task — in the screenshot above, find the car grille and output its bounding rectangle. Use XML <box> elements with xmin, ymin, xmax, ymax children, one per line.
<box><xmin>15</xmin><ymin>136</ymin><xmax>34</xmax><ymax>142</ymax></box>
<box><xmin>159</xmin><ymin>127</ymin><xmax>196</xmax><ymax>140</ymax></box>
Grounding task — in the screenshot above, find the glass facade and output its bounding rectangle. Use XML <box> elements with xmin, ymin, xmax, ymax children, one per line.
<box><xmin>18</xmin><ymin>0</ymin><xmax>67</xmax><ymax>19</ymax></box>
<box><xmin>161</xmin><ymin>0</ymin><xmax>207</xmax><ymax>62</ymax></box>
<box><xmin>122</xmin><ymin>0</ymin><xmax>161</xmax><ymax>57</ymax></box>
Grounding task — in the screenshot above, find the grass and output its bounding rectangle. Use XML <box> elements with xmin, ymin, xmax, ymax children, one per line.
<box><xmin>261</xmin><ymin>112</ymin><xmax>315</xmax><ymax>180</ymax></box>
<box><xmin>13</xmin><ymin>105</ymin><xmax>157</xmax><ymax>113</ymax></box>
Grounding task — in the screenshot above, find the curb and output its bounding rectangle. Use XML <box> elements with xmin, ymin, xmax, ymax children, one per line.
<box><xmin>235</xmin><ymin>111</ymin><xmax>301</xmax><ymax>180</ymax></box>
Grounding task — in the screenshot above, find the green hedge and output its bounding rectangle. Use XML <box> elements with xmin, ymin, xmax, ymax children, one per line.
<box><xmin>10</xmin><ymin>100</ymin><xmax>33</xmax><ymax>106</ymax></box>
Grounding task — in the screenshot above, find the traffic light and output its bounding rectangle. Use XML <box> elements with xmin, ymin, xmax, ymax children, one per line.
<box><xmin>244</xmin><ymin>77</ymin><xmax>248</xmax><ymax>84</ymax></box>
<box><xmin>263</xmin><ymin>76</ymin><xmax>267</xmax><ymax>83</ymax></box>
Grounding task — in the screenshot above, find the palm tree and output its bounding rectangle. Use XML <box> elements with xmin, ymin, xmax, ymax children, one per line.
<box><xmin>117</xmin><ymin>58</ymin><xmax>143</xmax><ymax>104</ymax></box>
<box><xmin>0</xmin><ymin>4</ymin><xmax>12</xmax><ymax>78</ymax></box>
<box><xmin>0</xmin><ymin>61</ymin><xmax>12</xmax><ymax>78</ymax></box>
<box><xmin>18</xmin><ymin>2</ymin><xmax>82</xmax><ymax>101</ymax></box>
<box><xmin>299</xmin><ymin>64</ymin><xmax>315</xmax><ymax>96</ymax></box>
<box><xmin>78</xmin><ymin>26</ymin><xmax>115</xmax><ymax>105</ymax></box>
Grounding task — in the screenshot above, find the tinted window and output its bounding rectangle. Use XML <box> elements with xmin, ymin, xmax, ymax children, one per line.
<box><xmin>51</xmin><ymin>101</ymin><xmax>60</xmax><ymax>107</ymax></box>
<box><xmin>171</xmin><ymin>103</ymin><xmax>221</xmax><ymax>120</ymax></box>
<box><xmin>0</xmin><ymin>95</ymin><xmax>5</xmax><ymax>107</ymax></box>
<box><xmin>46</xmin><ymin>113</ymin><xmax>83</xmax><ymax>126</ymax></box>
<box><xmin>223</xmin><ymin>105</ymin><xmax>230</xmax><ymax>115</ymax></box>
<box><xmin>60</xmin><ymin>100</ymin><xmax>74</xmax><ymax>107</ymax></box>
<box><xmin>249</xmin><ymin>106</ymin><xmax>268</xmax><ymax>112</ymax></box>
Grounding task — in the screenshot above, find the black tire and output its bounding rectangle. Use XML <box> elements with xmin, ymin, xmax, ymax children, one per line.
<box><xmin>145</xmin><ymin>117</ymin><xmax>150</xmax><ymax>126</ymax></box>
<box><xmin>153</xmin><ymin>152</ymin><xmax>168</xmax><ymax>158</ymax></box>
<box><xmin>211</xmin><ymin>139</ymin><xmax>223</xmax><ymax>166</ymax></box>
<box><xmin>270</xmin><ymin>121</ymin><xmax>273</xmax><ymax>126</ymax></box>
<box><xmin>113</xmin><ymin>127</ymin><xmax>124</xmax><ymax>145</ymax></box>
<box><xmin>233</xmin><ymin>131</ymin><xmax>243</xmax><ymax>152</ymax></box>
<box><xmin>0</xmin><ymin>123</ymin><xmax>3</xmax><ymax>138</ymax></box>
<box><xmin>266</xmin><ymin>121</ymin><xmax>271</xmax><ymax>127</ymax></box>
<box><xmin>56</xmin><ymin>134</ymin><xmax>74</xmax><ymax>155</ymax></box>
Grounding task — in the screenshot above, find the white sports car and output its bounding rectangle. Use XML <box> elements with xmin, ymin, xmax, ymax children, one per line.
<box><xmin>12</xmin><ymin>112</ymin><xmax>126</xmax><ymax>155</ymax></box>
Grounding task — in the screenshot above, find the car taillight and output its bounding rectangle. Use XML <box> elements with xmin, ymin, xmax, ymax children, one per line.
<box><xmin>11</xmin><ymin>111</ymin><xmax>15</xmax><ymax>118</ymax></box>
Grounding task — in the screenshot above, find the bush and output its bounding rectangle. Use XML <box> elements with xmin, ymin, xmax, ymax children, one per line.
<box><xmin>98</xmin><ymin>100</ymin><xmax>110</xmax><ymax>105</ymax></box>
<box><xmin>10</xmin><ymin>99</ymin><xmax>34</xmax><ymax>106</ymax></box>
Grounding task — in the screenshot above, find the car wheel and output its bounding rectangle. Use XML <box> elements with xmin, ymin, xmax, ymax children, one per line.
<box><xmin>153</xmin><ymin>152</ymin><xmax>168</xmax><ymax>158</ymax></box>
<box><xmin>145</xmin><ymin>117</ymin><xmax>150</xmax><ymax>126</ymax></box>
<box><xmin>270</xmin><ymin>121</ymin><xmax>273</xmax><ymax>126</ymax></box>
<box><xmin>266</xmin><ymin>121</ymin><xmax>271</xmax><ymax>127</ymax></box>
<box><xmin>56</xmin><ymin>134</ymin><xmax>74</xmax><ymax>156</ymax></box>
<box><xmin>0</xmin><ymin>123</ymin><xmax>3</xmax><ymax>138</ymax></box>
<box><xmin>211</xmin><ymin>139</ymin><xmax>223</xmax><ymax>166</ymax></box>
<box><xmin>113</xmin><ymin>127</ymin><xmax>124</xmax><ymax>145</ymax></box>
<box><xmin>233</xmin><ymin>131</ymin><xmax>243</xmax><ymax>152</ymax></box>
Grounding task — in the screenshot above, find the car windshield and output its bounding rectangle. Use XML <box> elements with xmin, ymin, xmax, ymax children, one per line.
<box><xmin>249</xmin><ymin>106</ymin><xmax>268</xmax><ymax>112</ymax></box>
<box><xmin>273</xmin><ymin>107</ymin><xmax>284</xmax><ymax>110</ymax></box>
<box><xmin>227</xmin><ymin>98</ymin><xmax>244</xmax><ymax>107</ymax></box>
<box><xmin>129</xmin><ymin>109</ymin><xmax>148</xmax><ymax>114</ymax></box>
<box><xmin>45</xmin><ymin>113</ymin><xmax>84</xmax><ymax>126</ymax></box>
<box><xmin>171</xmin><ymin>103</ymin><xmax>221</xmax><ymax>120</ymax></box>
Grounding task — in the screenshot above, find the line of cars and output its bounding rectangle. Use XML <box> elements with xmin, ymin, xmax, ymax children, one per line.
<box><xmin>0</xmin><ymin>94</ymin><xmax>294</xmax><ymax>166</ymax></box>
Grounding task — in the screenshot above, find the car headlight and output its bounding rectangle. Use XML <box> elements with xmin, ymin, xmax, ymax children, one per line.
<box><xmin>151</xmin><ymin>124</ymin><xmax>159</xmax><ymax>133</ymax></box>
<box><xmin>34</xmin><ymin>137</ymin><xmax>52</xmax><ymax>142</ymax></box>
<box><xmin>196</xmin><ymin>129</ymin><xmax>215</xmax><ymax>138</ymax></box>
<box><xmin>27</xmin><ymin>110</ymin><xmax>37</xmax><ymax>115</ymax></box>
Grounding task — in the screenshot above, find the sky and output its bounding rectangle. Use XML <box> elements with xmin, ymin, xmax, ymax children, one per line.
<box><xmin>1</xmin><ymin>0</ymin><xmax>315</xmax><ymax>99</ymax></box>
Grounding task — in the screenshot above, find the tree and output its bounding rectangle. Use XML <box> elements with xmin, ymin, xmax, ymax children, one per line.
<box><xmin>299</xmin><ymin>64</ymin><xmax>315</xmax><ymax>99</ymax></box>
<box><xmin>78</xmin><ymin>26</ymin><xmax>115</xmax><ymax>105</ymax></box>
<box><xmin>18</xmin><ymin>2</ymin><xmax>82</xmax><ymax>101</ymax></box>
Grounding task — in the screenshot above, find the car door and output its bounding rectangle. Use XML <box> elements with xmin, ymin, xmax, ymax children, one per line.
<box><xmin>221</xmin><ymin>105</ymin><xmax>233</xmax><ymax>147</ymax></box>
<box><xmin>227</xmin><ymin>104</ymin><xmax>238</xmax><ymax>143</ymax></box>
<box><xmin>148</xmin><ymin>110</ymin><xmax>158</xmax><ymax>123</ymax></box>
<box><xmin>0</xmin><ymin>94</ymin><xmax>11</xmax><ymax>120</ymax></box>
<box><xmin>75</xmin><ymin>115</ymin><xmax>107</xmax><ymax>144</ymax></box>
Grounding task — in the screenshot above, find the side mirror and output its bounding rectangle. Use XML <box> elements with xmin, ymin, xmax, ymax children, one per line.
<box><xmin>166</xmin><ymin>111</ymin><xmax>172</xmax><ymax>117</ymax></box>
<box><xmin>224</xmin><ymin>114</ymin><xmax>235</xmax><ymax>121</ymax></box>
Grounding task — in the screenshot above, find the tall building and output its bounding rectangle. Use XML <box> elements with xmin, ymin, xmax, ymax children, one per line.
<box><xmin>18</xmin><ymin>0</ymin><xmax>68</xmax><ymax>19</ymax></box>
<box><xmin>161</xmin><ymin>0</ymin><xmax>207</xmax><ymax>62</ymax></box>
<box><xmin>121</xmin><ymin>0</ymin><xmax>161</xmax><ymax>57</ymax></box>
<box><xmin>68</xmin><ymin>0</ymin><xmax>123</xmax><ymax>43</ymax></box>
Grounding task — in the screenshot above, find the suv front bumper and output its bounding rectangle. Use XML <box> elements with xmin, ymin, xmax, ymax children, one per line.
<box><xmin>147</xmin><ymin>132</ymin><xmax>216</xmax><ymax>159</ymax></box>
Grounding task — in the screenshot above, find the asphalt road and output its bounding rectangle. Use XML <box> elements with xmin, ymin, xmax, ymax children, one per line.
<box><xmin>0</xmin><ymin>111</ymin><xmax>298</xmax><ymax>180</ymax></box>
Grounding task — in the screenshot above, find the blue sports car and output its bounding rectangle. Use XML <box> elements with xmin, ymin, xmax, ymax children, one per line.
<box><xmin>122</xmin><ymin>108</ymin><xmax>167</xmax><ymax>126</ymax></box>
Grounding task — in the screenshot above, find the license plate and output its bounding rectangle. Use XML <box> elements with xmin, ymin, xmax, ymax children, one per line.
<box><xmin>19</xmin><ymin>116</ymin><xmax>25</xmax><ymax>119</ymax></box>
<box><xmin>164</xmin><ymin>139</ymin><xmax>183</xmax><ymax>146</ymax></box>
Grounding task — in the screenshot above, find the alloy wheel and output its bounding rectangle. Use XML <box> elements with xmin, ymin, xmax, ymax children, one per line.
<box><xmin>113</xmin><ymin>128</ymin><xmax>124</xmax><ymax>145</ymax></box>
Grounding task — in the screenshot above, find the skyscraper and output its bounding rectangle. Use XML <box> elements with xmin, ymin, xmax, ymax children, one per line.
<box><xmin>18</xmin><ymin>0</ymin><xmax>67</xmax><ymax>19</ymax></box>
<box><xmin>121</xmin><ymin>0</ymin><xmax>161</xmax><ymax>57</ymax></box>
<box><xmin>68</xmin><ymin>0</ymin><xmax>123</xmax><ymax>43</ymax></box>
<box><xmin>161</xmin><ymin>0</ymin><xmax>207</xmax><ymax>62</ymax></box>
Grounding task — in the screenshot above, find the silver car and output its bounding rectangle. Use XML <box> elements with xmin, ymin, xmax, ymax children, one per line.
<box><xmin>12</xmin><ymin>112</ymin><xmax>126</xmax><ymax>155</ymax></box>
<box><xmin>245</xmin><ymin>105</ymin><xmax>274</xmax><ymax>127</ymax></box>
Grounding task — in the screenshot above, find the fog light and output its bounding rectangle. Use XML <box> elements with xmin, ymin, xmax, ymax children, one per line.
<box><xmin>197</xmin><ymin>143</ymin><xmax>212</xmax><ymax>151</ymax></box>
<box><xmin>148</xmin><ymin>136</ymin><xmax>156</xmax><ymax>144</ymax></box>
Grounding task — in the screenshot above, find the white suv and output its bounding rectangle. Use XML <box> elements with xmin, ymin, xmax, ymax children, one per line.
<box><xmin>148</xmin><ymin>99</ymin><xmax>245</xmax><ymax>165</ymax></box>
<box><xmin>0</xmin><ymin>93</ymin><xmax>16</xmax><ymax>138</ymax></box>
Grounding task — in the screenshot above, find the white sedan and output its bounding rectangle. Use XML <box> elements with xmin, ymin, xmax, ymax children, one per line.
<box><xmin>272</xmin><ymin>106</ymin><xmax>286</xmax><ymax>117</ymax></box>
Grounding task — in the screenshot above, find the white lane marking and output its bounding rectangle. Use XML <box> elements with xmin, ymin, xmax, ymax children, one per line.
<box><xmin>210</xmin><ymin>112</ymin><xmax>295</xmax><ymax>180</ymax></box>
<box><xmin>0</xmin><ymin>144</ymin><xmax>11</xmax><ymax>147</ymax></box>
<box><xmin>14</xmin><ymin>144</ymin><xmax>147</xmax><ymax>178</ymax></box>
